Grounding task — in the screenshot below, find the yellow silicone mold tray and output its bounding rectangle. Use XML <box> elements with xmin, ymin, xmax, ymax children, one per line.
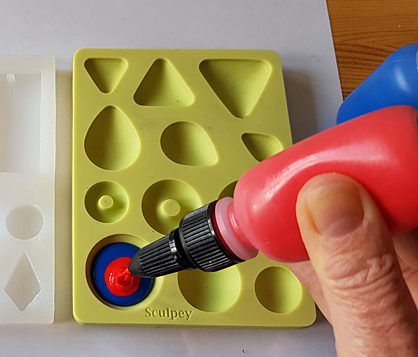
<box><xmin>72</xmin><ymin>49</ymin><xmax>316</xmax><ymax>327</ymax></box>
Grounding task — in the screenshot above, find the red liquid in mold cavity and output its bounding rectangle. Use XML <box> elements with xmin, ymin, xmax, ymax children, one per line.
<box><xmin>104</xmin><ymin>257</ymin><xmax>140</xmax><ymax>296</ymax></box>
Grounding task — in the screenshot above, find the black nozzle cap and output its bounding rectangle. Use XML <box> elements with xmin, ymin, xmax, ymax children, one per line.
<box><xmin>128</xmin><ymin>230</ymin><xmax>188</xmax><ymax>278</ymax></box>
<box><xmin>129</xmin><ymin>201</ymin><xmax>243</xmax><ymax>278</ymax></box>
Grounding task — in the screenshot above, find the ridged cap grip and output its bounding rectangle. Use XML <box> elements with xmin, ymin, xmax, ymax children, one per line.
<box><xmin>179</xmin><ymin>202</ymin><xmax>242</xmax><ymax>271</ymax></box>
<box><xmin>129</xmin><ymin>201</ymin><xmax>242</xmax><ymax>278</ymax></box>
<box><xmin>128</xmin><ymin>231</ymin><xmax>186</xmax><ymax>278</ymax></box>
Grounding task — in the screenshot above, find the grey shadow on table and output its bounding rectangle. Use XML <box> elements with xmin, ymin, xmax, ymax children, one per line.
<box><xmin>55</xmin><ymin>71</ymin><xmax>73</xmax><ymax>322</ymax></box>
<box><xmin>283</xmin><ymin>69</ymin><xmax>320</xmax><ymax>142</ymax></box>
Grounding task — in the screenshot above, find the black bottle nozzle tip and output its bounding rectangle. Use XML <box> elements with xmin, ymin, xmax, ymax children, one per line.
<box><xmin>127</xmin><ymin>232</ymin><xmax>188</xmax><ymax>278</ymax></box>
<box><xmin>128</xmin><ymin>253</ymin><xmax>149</xmax><ymax>278</ymax></box>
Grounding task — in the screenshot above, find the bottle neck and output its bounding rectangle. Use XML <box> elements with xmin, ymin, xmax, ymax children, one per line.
<box><xmin>214</xmin><ymin>197</ymin><xmax>258</xmax><ymax>261</ymax></box>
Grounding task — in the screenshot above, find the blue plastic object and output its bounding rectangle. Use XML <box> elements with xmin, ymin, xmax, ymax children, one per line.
<box><xmin>337</xmin><ymin>43</ymin><xmax>418</xmax><ymax>123</ymax></box>
<box><xmin>91</xmin><ymin>242</ymin><xmax>154</xmax><ymax>307</ymax></box>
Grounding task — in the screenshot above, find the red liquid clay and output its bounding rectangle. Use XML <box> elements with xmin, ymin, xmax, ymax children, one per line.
<box><xmin>215</xmin><ymin>105</ymin><xmax>418</xmax><ymax>262</ymax></box>
<box><xmin>105</xmin><ymin>257</ymin><xmax>140</xmax><ymax>296</ymax></box>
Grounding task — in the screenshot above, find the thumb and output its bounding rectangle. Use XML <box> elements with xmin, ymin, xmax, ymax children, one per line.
<box><xmin>296</xmin><ymin>173</ymin><xmax>418</xmax><ymax>356</ymax></box>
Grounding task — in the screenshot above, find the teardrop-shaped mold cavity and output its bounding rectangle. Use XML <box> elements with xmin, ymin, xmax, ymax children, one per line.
<box><xmin>85</xmin><ymin>106</ymin><xmax>140</xmax><ymax>170</ymax></box>
<box><xmin>241</xmin><ymin>133</ymin><xmax>283</xmax><ymax>161</ymax></box>
<box><xmin>200</xmin><ymin>59</ymin><xmax>272</xmax><ymax>118</ymax></box>
<box><xmin>84</xmin><ymin>58</ymin><xmax>128</xmax><ymax>93</ymax></box>
<box><xmin>142</xmin><ymin>180</ymin><xmax>202</xmax><ymax>234</ymax></box>
<box><xmin>134</xmin><ymin>59</ymin><xmax>194</xmax><ymax>107</ymax></box>
<box><xmin>161</xmin><ymin>121</ymin><xmax>218</xmax><ymax>166</ymax></box>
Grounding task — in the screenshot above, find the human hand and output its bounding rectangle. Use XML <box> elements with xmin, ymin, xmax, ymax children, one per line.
<box><xmin>288</xmin><ymin>173</ymin><xmax>418</xmax><ymax>356</ymax></box>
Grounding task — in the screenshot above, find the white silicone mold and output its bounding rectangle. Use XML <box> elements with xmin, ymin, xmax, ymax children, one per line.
<box><xmin>0</xmin><ymin>57</ymin><xmax>55</xmax><ymax>323</ymax></box>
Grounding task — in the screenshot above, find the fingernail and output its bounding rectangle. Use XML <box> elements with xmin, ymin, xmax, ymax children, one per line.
<box><xmin>305</xmin><ymin>180</ymin><xmax>364</xmax><ymax>238</ymax></box>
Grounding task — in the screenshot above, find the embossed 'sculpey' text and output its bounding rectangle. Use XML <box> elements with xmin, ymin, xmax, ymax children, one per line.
<box><xmin>145</xmin><ymin>307</ymin><xmax>193</xmax><ymax>321</ymax></box>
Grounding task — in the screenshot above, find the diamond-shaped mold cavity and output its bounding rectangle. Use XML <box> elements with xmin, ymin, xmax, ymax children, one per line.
<box><xmin>242</xmin><ymin>133</ymin><xmax>283</xmax><ymax>161</ymax></box>
<box><xmin>84</xmin><ymin>58</ymin><xmax>127</xmax><ymax>93</ymax></box>
<box><xmin>4</xmin><ymin>254</ymin><xmax>41</xmax><ymax>311</ymax></box>
<box><xmin>85</xmin><ymin>106</ymin><xmax>140</xmax><ymax>170</ymax></box>
<box><xmin>142</xmin><ymin>180</ymin><xmax>202</xmax><ymax>234</ymax></box>
<box><xmin>200</xmin><ymin>59</ymin><xmax>272</xmax><ymax>118</ymax></box>
<box><xmin>134</xmin><ymin>59</ymin><xmax>194</xmax><ymax>107</ymax></box>
<box><xmin>161</xmin><ymin>121</ymin><xmax>218</xmax><ymax>166</ymax></box>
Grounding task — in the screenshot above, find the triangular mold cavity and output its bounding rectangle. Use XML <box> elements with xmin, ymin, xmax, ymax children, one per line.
<box><xmin>85</xmin><ymin>58</ymin><xmax>127</xmax><ymax>93</ymax></box>
<box><xmin>134</xmin><ymin>59</ymin><xmax>194</xmax><ymax>107</ymax></box>
<box><xmin>200</xmin><ymin>59</ymin><xmax>271</xmax><ymax>118</ymax></box>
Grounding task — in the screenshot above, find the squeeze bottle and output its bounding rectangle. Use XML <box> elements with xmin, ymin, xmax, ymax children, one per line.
<box><xmin>129</xmin><ymin>105</ymin><xmax>418</xmax><ymax>278</ymax></box>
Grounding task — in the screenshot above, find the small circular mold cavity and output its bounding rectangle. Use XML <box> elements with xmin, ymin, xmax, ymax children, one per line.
<box><xmin>142</xmin><ymin>180</ymin><xmax>202</xmax><ymax>234</ymax></box>
<box><xmin>255</xmin><ymin>267</ymin><xmax>302</xmax><ymax>313</ymax></box>
<box><xmin>98</xmin><ymin>195</ymin><xmax>114</xmax><ymax>210</ymax></box>
<box><xmin>6</xmin><ymin>205</ymin><xmax>44</xmax><ymax>240</ymax></box>
<box><xmin>85</xmin><ymin>181</ymin><xmax>128</xmax><ymax>223</ymax></box>
<box><xmin>218</xmin><ymin>180</ymin><xmax>237</xmax><ymax>199</ymax></box>
<box><xmin>160</xmin><ymin>199</ymin><xmax>181</xmax><ymax>217</ymax></box>
<box><xmin>90</xmin><ymin>242</ymin><xmax>154</xmax><ymax>307</ymax></box>
<box><xmin>177</xmin><ymin>267</ymin><xmax>241</xmax><ymax>312</ymax></box>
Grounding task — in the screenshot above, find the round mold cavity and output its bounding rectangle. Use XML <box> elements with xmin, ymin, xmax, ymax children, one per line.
<box><xmin>85</xmin><ymin>181</ymin><xmax>128</xmax><ymax>223</ymax></box>
<box><xmin>6</xmin><ymin>205</ymin><xmax>44</xmax><ymax>240</ymax></box>
<box><xmin>89</xmin><ymin>240</ymin><xmax>154</xmax><ymax>307</ymax></box>
<box><xmin>255</xmin><ymin>267</ymin><xmax>302</xmax><ymax>313</ymax></box>
<box><xmin>218</xmin><ymin>180</ymin><xmax>237</xmax><ymax>199</ymax></box>
<box><xmin>160</xmin><ymin>121</ymin><xmax>218</xmax><ymax>166</ymax></box>
<box><xmin>142</xmin><ymin>180</ymin><xmax>202</xmax><ymax>234</ymax></box>
<box><xmin>85</xmin><ymin>106</ymin><xmax>140</xmax><ymax>170</ymax></box>
<box><xmin>160</xmin><ymin>198</ymin><xmax>181</xmax><ymax>217</ymax></box>
<box><xmin>177</xmin><ymin>267</ymin><xmax>241</xmax><ymax>312</ymax></box>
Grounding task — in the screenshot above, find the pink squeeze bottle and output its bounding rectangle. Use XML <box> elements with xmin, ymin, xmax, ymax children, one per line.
<box><xmin>129</xmin><ymin>106</ymin><xmax>418</xmax><ymax>278</ymax></box>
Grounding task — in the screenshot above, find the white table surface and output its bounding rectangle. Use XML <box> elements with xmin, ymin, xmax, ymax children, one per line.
<box><xmin>0</xmin><ymin>0</ymin><xmax>342</xmax><ymax>356</ymax></box>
